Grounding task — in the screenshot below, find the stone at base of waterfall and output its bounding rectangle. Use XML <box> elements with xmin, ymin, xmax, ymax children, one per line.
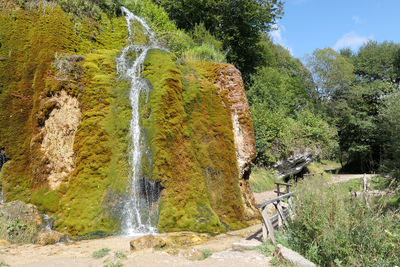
<box><xmin>37</xmin><ymin>229</ymin><xmax>68</xmax><ymax>245</ymax></box>
<box><xmin>274</xmin><ymin>244</ymin><xmax>316</xmax><ymax>267</ymax></box>
<box><xmin>232</xmin><ymin>239</ymin><xmax>262</xmax><ymax>251</ymax></box>
<box><xmin>130</xmin><ymin>234</ymin><xmax>166</xmax><ymax>251</ymax></box>
<box><xmin>0</xmin><ymin>200</ymin><xmax>43</xmax><ymax>244</ymax></box>
<box><xmin>0</xmin><ymin>240</ymin><xmax>10</xmax><ymax>247</ymax></box>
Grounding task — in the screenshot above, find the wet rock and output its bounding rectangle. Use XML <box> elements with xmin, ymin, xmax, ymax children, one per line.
<box><xmin>37</xmin><ymin>229</ymin><xmax>68</xmax><ymax>245</ymax></box>
<box><xmin>274</xmin><ymin>148</ymin><xmax>319</xmax><ymax>179</ymax></box>
<box><xmin>130</xmin><ymin>234</ymin><xmax>166</xmax><ymax>251</ymax></box>
<box><xmin>0</xmin><ymin>200</ymin><xmax>43</xmax><ymax>244</ymax></box>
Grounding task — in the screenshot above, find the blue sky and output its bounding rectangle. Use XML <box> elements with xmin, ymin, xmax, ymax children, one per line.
<box><xmin>270</xmin><ymin>0</ymin><xmax>400</xmax><ymax>59</ymax></box>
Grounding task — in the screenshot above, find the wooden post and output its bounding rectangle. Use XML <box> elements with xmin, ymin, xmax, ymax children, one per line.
<box><xmin>276</xmin><ymin>201</ymin><xmax>289</xmax><ymax>227</ymax></box>
<box><xmin>261</xmin><ymin>207</ymin><xmax>276</xmax><ymax>244</ymax></box>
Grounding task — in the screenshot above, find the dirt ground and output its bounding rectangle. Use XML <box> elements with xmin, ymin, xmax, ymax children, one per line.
<box><xmin>0</xmin><ymin>224</ymin><xmax>271</xmax><ymax>267</ymax></box>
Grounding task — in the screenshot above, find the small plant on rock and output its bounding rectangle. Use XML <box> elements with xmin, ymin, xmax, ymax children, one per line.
<box><xmin>92</xmin><ymin>248</ymin><xmax>111</xmax><ymax>259</ymax></box>
<box><xmin>197</xmin><ymin>249</ymin><xmax>212</xmax><ymax>261</ymax></box>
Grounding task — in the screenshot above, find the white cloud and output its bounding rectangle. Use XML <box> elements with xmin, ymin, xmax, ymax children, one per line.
<box><xmin>333</xmin><ymin>32</ymin><xmax>372</xmax><ymax>51</ymax></box>
<box><xmin>270</xmin><ymin>25</ymin><xmax>294</xmax><ymax>55</ymax></box>
<box><xmin>352</xmin><ymin>15</ymin><xmax>361</xmax><ymax>24</ymax></box>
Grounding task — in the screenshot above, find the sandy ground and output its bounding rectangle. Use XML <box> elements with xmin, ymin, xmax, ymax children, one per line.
<box><xmin>0</xmin><ymin>224</ymin><xmax>271</xmax><ymax>267</ymax></box>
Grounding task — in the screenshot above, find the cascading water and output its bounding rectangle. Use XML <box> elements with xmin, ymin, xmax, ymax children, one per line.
<box><xmin>117</xmin><ymin>7</ymin><xmax>161</xmax><ymax>235</ymax></box>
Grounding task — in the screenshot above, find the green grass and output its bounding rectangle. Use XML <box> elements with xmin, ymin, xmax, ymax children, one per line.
<box><xmin>92</xmin><ymin>248</ymin><xmax>111</xmax><ymax>259</ymax></box>
<box><xmin>114</xmin><ymin>251</ymin><xmax>127</xmax><ymax>259</ymax></box>
<box><xmin>104</xmin><ymin>262</ymin><xmax>123</xmax><ymax>267</ymax></box>
<box><xmin>197</xmin><ymin>249</ymin><xmax>212</xmax><ymax>261</ymax></box>
<box><xmin>249</xmin><ymin>166</ymin><xmax>279</xmax><ymax>193</ymax></box>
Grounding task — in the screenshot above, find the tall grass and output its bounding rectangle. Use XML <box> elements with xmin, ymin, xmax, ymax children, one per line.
<box><xmin>285</xmin><ymin>177</ymin><xmax>400</xmax><ymax>266</ymax></box>
<box><xmin>249</xmin><ymin>166</ymin><xmax>279</xmax><ymax>193</ymax></box>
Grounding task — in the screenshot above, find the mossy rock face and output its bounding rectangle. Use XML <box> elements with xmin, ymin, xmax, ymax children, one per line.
<box><xmin>141</xmin><ymin>49</ymin><xmax>248</xmax><ymax>233</ymax></box>
<box><xmin>0</xmin><ymin>201</ymin><xmax>43</xmax><ymax>244</ymax></box>
<box><xmin>0</xmin><ymin>3</ymin><xmax>251</xmax><ymax>237</ymax></box>
<box><xmin>0</xmin><ymin>3</ymin><xmax>130</xmax><ymax>237</ymax></box>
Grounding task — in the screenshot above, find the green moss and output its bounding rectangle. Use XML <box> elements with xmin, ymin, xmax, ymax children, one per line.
<box><xmin>30</xmin><ymin>187</ymin><xmax>61</xmax><ymax>213</ymax></box>
<box><xmin>141</xmin><ymin>50</ymin><xmax>247</xmax><ymax>233</ymax></box>
<box><xmin>0</xmin><ymin>3</ymin><xmax>130</xmax><ymax>236</ymax></box>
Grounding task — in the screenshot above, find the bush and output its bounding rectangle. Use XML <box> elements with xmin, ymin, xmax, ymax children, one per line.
<box><xmin>286</xmin><ymin>177</ymin><xmax>400</xmax><ymax>266</ymax></box>
<box><xmin>92</xmin><ymin>248</ymin><xmax>111</xmax><ymax>258</ymax></box>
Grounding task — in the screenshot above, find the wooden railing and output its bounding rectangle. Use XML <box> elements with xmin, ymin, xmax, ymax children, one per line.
<box><xmin>257</xmin><ymin>182</ymin><xmax>295</xmax><ymax>244</ymax></box>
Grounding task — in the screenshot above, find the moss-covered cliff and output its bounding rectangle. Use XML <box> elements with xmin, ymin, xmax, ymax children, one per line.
<box><xmin>0</xmin><ymin>1</ymin><xmax>257</xmax><ymax>237</ymax></box>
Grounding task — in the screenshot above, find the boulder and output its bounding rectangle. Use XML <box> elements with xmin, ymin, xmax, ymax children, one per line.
<box><xmin>274</xmin><ymin>244</ymin><xmax>316</xmax><ymax>267</ymax></box>
<box><xmin>0</xmin><ymin>200</ymin><xmax>43</xmax><ymax>244</ymax></box>
<box><xmin>0</xmin><ymin>239</ymin><xmax>10</xmax><ymax>247</ymax></box>
<box><xmin>274</xmin><ymin>148</ymin><xmax>319</xmax><ymax>179</ymax></box>
<box><xmin>130</xmin><ymin>234</ymin><xmax>166</xmax><ymax>251</ymax></box>
<box><xmin>232</xmin><ymin>238</ymin><xmax>262</xmax><ymax>251</ymax></box>
<box><xmin>37</xmin><ymin>229</ymin><xmax>68</xmax><ymax>245</ymax></box>
<box><xmin>213</xmin><ymin>65</ymin><xmax>259</xmax><ymax>222</ymax></box>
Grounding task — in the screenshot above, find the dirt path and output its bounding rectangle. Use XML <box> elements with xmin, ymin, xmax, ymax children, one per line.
<box><xmin>0</xmin><ymin>224</ymin><xmax>271</xmax><ymax>267</ymax></box>
<box><xmin>253</xmin><ymin>174</ymin><xmax>377</xmax><ymax>205</ymax></box>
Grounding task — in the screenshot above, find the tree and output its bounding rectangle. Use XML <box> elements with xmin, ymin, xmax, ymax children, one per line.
<box><xmin>306</xmin><ymin>48</ymin><xmax>354</xmax><ymax>101</ymax></box>
<box><xmin>155</xmin><ymin>0</ymin><xmax>284</xmax><ymax>82</ymax></box>
<box><xmin>353</xmin><ymin>41</ymin><xmax>400</xmax><ymax>84</ymax></box>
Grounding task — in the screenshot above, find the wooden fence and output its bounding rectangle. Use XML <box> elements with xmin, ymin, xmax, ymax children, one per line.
<box><xmin>257</xmin><ymin>182</ymin><xmax>295</xmax><ymax>244</ymax></box>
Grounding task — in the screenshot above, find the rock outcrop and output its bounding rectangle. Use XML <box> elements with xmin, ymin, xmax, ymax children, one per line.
<box><xmin>274</xmin><ymin>148</ymin><xmax>319</xmax><ymax>179</ymax></box>
<box><xmin>130</xmin><ymin>234</ymin><xmax>166</xmax><ymax>251</ymax></box>
<box><xmin>0</xmin><ymin>201</ymin><xmax>43</xmax><ymax>244</ymax></box>
<box><xmin>213</xmin><ymin>65</ymin><xmax>259</xmax><ymax>222</ymax></box>
<box><xmin>0</xmin><ymin>3</ymin><xmax>258</xmax><ymax>236</ymax></box>
<box><xmin>39</xmin><ymin>91</ymin><xmax>81</xmax><ymax>190</ymax></box>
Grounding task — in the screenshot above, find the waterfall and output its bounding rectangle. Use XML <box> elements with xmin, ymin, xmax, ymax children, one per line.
<box><xmin>116</xmin><ymin>7</ymin><xmax>161</xmax><ymax>235</ymax></box>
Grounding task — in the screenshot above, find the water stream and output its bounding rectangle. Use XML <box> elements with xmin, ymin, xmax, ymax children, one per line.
<box><xmin>117</xmin><ymin>7</ymin><xmax>161</xmax><ymax>235</ymax></box>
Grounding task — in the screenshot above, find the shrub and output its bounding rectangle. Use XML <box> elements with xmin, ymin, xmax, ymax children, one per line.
<box><xmin>286</xmin><ymin>177</ymin><xmax>400</xmax><ymax>266</ymax></box>
<box><xmin>92</xmin><ymin>248</ymin><xmax>111</xmax><ymax>259</ymax></box>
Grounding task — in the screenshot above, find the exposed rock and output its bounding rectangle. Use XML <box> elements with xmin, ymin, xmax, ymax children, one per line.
<box><xmin>274</xmin><ymin>148</ymin><xmax>319</xmax><ymax>179</ymax></box>
<box><xmin>232</xmin><ymin>238</ymin><xmax>262</xmax><ymax>251</ymax></box>
<box><xmin>179</xmin><ymin>248</ymin><xmax>203</xmax><ymax>260</ymax></box>
<box><xmin>274</xmin><ymin>244</ymin><xmax>316</xmax><ymax>267</ymax></box>
<box><xmin>39</xmin><ymin>90</ymin><xmax>81</xmax><ymax>190</ymax></box>
<box><xmin>0</xmin><ymin>201</ymin><xmax>43</xmax><ymax>244</ymax></box>
<box><xmin>163</xmin><ymin>232</ymin><xmax>210</xmax><ymax>248</ymax></box>
<box><xmin>130</xmin><ymin>234</ymin><xmax>166</xmax><ymax>251</ymax></box>
<box><xmin>214</xmin><ymin>65</ymin><xmax>259</xmax><ymax>222</ymax></box>
<box><xmin>37</xmin><ymin>229</ymin><xmax>68</xmax><ymax>245</ymax></box>
<box><xmin>0</xmin><ymin>239</ymin><xmax>9</xmax><ymax>246</ymax></box>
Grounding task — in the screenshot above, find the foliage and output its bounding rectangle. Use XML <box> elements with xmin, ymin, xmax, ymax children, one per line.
<box><xmin>286</xmin><ymin>177</ymin><xmax>400</xmax><ymax>266</ymax></box>
<box><xmin>156</xmin><ymin>0</ymin><xmax>284</xmax><ymax>81</ymax></box>
<box><xmin>123</xmin><ymin>0</ymin><xmax>226</xmax><ymax>62</ymax></box>
<box><xmin>379</xmin><ymin>92</ymin><xmax>400</xmax><ymax>185</ymax></box>
<box><xmin>247</xmin><ymin>44</ymin><xmax>337</xmax><ymax>165</ymax></box>
<box><xmin>92</xmin><ymin>248</ymin><xmax>111</xmax><ymax>258</ymax></box>
<box><xmin>306</xmin><ymin>48</ymin><xmax>354</xmax><ymax>101</ymax></box>
<box><xmin>197</xmin><ymin>249</ymin><xmax>212</xmax><ymax>261</ymax></box>
<box><xmin>353</xmin><ymin>41</ymin><xmax>400</xmax><ymax>83</ymax></box>
<box><xmin>249</xmin><ymin>166</ymin><xmax>279</xmax><ymax>193</ymax></box>
<box><xmin>114</xmin><ymin>251</ymin><xmax>127</xmax><ymax>259</ymax></box>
